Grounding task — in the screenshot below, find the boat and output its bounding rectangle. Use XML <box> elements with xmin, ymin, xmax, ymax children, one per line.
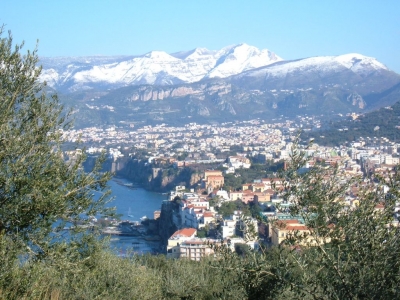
<box><xmin>128</xmin><ymin>207</ymin><xmax>134</xmax><ymax>218</ymax></box>
<box><xmin>140</xmin><ymin>215</ymin><xmax>148</xmax><ymax>221</ymax></box>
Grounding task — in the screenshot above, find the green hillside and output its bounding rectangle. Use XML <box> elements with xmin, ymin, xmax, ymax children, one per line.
<box><xmin>303</xmin><ymin>99</ymin><xmax>400</xmax><ymax>146</ymax></box>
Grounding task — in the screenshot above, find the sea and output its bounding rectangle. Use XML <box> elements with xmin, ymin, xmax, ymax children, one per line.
<box><xmin>104</xmin><ymin>178</ymin><xmax>167</xmax><ymax>255</ymax></box>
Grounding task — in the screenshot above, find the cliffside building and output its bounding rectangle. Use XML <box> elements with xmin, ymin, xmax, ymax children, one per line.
<box><xmin>203</xmin><ymin>170</ymin><xmax>224</xmax><ymax>191</ymax></box>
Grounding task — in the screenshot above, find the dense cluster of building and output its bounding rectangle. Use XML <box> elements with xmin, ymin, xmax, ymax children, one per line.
<box><xmin>64</xmin><ymin>118</ymin><xmax>400</xmax><ymax>260</ymax></box>
<box><xmin>165</xmin><ymin>187</ymin><xmax>260</xmax><ymax>260</ymax></box>
<box><xmin>61</xmin><ymin>120</ymin><xmax>288</xmax><ymax>161</ymax></box>
<box><xmin>163</xmin><ymin>137</ymin><xmax>400</xmax><ymax>260</ymax></box>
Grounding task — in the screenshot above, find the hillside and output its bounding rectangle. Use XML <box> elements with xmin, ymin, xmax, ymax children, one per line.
<box><xmin>303</xmin><ymin>96</ymin><xmax>400</xmax><ymax>146</ymax></box>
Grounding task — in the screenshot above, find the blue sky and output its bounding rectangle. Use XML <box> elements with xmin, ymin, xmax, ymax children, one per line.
<box><xmin>2</xmin><ymin>1</ymin><xmax>400</xmax><ymax>72</ymax></box>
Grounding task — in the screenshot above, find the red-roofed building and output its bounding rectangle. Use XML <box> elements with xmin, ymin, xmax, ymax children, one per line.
<box><xmin>204</xmin><ymin>170</ymin><xmax>223</xmax><ymax>181</ymax></box>
<box><xmin>374</xmin><ymin>203</ymin><xmax>385</xmax><ymax>211</ymax></box>
<box><xmin>167</xmin><ymin>228</ymin><xmax>218</xmax><ymax>260</ymax></box>
<box><xmin>270</xmin><ymin>219</ymin><xmax>332</xmax><ymax>246</ymax></box>
<box><xmin>254</xmin><ymin>192</ymin><xmax>271</xmax><ymax>204</ymax></box>
<box><xmin>167</xmin><ymin>228</ymin><xmax>197</xmax><ymax>255</ymax></box>
<box><xmin>242</xmin><ymin>183</ymin><xmax>252</xmax><ymax>191</ymax></box>
<box><xmin>170</xmin><ymin>228</ymin><xmax>197</xmax><ymax>239</ymax></box>
<box><xmin>252</xmin><ymin>183</ymin><xmax>265</xmax><ymax>192</ymax></box>
<box><xmin>242</xmin><ymin>189</ymin><xmax>254</xmax><ymax>204</ymax></box>
<box><xmin>206</xmin><ymin>175</ymin><xmax>224</xmax><ymax>190</ymax></box>
<box><xmin>199</xmin><ymin>211</ymin><xmax>215</xmax><ymax>229</ymax></box>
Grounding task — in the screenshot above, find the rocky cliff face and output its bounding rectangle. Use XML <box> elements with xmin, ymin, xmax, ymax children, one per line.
<box><xmin>347</xmin><ymin>92</ymin><xmax>366</xmax><ymax>109</ymax></box>
<box><xmin>123</xmin><ymin>82</ymin><xmax>231</xmax><ymax>102</ymax></box>
<box><xmin>158</xmin><ymin>201</ymin><xmax>180</xmax><ymax>252</ymax></box>
<box><xmin>82</xmin><ymin>155</ymin><xmax>204</xmax><ymax>193</ymax></box>
<box><xmin>190</xmin><ymin>173</ymin><xmax>203</xmax><ymax>186</ymax></box>
<box><xmin>115</xmin><ymin>158</ymin><xmax>203</xmax><ymax>192</ymax></box>
<box><xmin>82</xmin><ymin>155</ymin><xmax>113</xmax><ymax>173</ymax></box>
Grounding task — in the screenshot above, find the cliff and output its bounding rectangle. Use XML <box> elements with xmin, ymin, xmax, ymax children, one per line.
<box><xmin>82</xmin><ymin>155</ymin><xmax>113</xmax><ymax>173</ymax></box>
<box><xmin>115</xmin><ymin>158</ymin><xmax>203</xmax><ymax>192</ymax></box>
<box><xmin>158</xmin><ymin>200</ymin><xmax>181</xmax><ymax>252</ymax></box>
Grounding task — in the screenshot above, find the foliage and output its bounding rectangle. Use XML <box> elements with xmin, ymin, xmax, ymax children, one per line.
<box><xmin>249</xmin><ymin>202</ymin><xmax>262</xmax><ymax>217</ymax></box>
<box><xmin>176</xmin><ymin>152</ymin><xmax>189</xmax><ymax>161</ymax></box>
<box><xmin>0</xmin><ymin>245</ymin><xmax>247</xmax><ymax>299</ymax></box>
<box><xmin>196</xmin><ymin>228</ymin><xmax>207</xmax><ymax>238</ymax></box>
<box><xmin>0</xmin><ymin>27</ymin><xmax>113</xmax><ymax>275</ymax></box>
<box><xmin>234</xmin><ymin>243</ymin><xmax>251</xmax><ymax>257</ymax></box>
<box><xmin>217</xmin><ymin>200</ymin><xmax>250</xmax><ymax>217</ymax></box>
<box><xmin>223</xmin><ymin>160</ymin><xmax>283</xmax><ymax>191</ymax></box>
<box><xmin>223</xmin><ymin>173</ymin><xmax>244</xmax><ymax>191</ymax></box>
<box><xmin>221</xmin><ymin>140</ymin><xmax>400</xmax><ymax>299</ymax></box>
<box><xmin>207</xmin><ymin>197</ymin><xmax>217</xmax><ymax>208</ymax></box>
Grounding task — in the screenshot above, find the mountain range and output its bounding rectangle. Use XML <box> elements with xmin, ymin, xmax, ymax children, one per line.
<box><xmin>39</xmin><ymin>44</ymin><xmax>400</xmax><ymax>128</ymax></box>
<box><xmin>40</xmin><ymin>43</ymin><xmax>281</xmax><ymax>92</ymax></box>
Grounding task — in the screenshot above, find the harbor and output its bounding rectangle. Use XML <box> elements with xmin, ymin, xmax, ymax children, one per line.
<box><xmin>103</xmin><ymin>178</ymin><xmax>166</xmax><ymax>254</ymax></box>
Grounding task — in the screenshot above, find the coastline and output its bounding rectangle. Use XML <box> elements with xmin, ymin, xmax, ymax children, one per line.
<box><xmin>104</xmin><ymin>178</ymin><xmax>166</xmax><ymax>254</ymax></box>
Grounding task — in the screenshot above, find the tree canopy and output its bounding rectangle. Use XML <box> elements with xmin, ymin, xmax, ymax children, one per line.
<box><xmin>0</xmin><ymin>28</ymin><xmax>113</xmax><ymax>261</ymax></box>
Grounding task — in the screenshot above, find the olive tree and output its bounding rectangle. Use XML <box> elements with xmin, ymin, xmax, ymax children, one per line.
<box><xmin>0</xmin><ymin>28</ymin><xmax>113</xmax><ymax>261</ymax></box>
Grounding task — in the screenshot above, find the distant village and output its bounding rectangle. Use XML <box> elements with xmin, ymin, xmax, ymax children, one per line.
<box><xmin>63</xmin><ymin>117</ymin><xmax>400</xmax><ymax>260</ymax></box>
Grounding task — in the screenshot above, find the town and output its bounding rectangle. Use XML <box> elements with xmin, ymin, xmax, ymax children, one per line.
<box><xmin>3</xmin><ymin>2</ymin><xmax>400</xmax><ymax>298</ymax></box>
<box><xmin>62</xmin><ymin>116</ymin><xmax>400</xmax><ymax>260</ymax></box>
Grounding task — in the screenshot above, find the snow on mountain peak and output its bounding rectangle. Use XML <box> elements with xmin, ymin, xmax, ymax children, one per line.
<box><xmin>40</xmin><ymin>44</ymin><xmax>283</xmax><ymax>90</ymax></box>
<box><xmin>206</xmin><ymin>43</ymin><xmax>282</xmax><ymax>78</ymax></box>
<box><xmin>335</xmin><ymin>53</ymin><xmax>388</xmax><ymax>71</ymax></box>
<box><xmin>184</xmin><ymin>47</ymin><xmax>216</xmax><ymax>60</ymax></box>
<box><xmin>236</xmin><ymin>53</ymin><xmax>390</xmax><ymax>81</ymax></box>
<box><xmin>40</xmin><ymin>45</ymin><xmax>389</xmax><ymax>93</ymax></box>
<box><xmin>143</xmin><ymin>51</ymin><xmax>178</xmax><ymax>61</ymax></box>
<box><xmin>193</xmin><ymin>47</ymin><xmax>212</xmax><ymax>55</ymax></box>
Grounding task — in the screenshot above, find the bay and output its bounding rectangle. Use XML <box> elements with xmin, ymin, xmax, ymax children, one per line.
<box><xmin>107</xmin><ymin>178</ymin><xmax>165</xmax><ymax>220</ymax></box>
<box><xmin>105</xmin><ymin>178</ymin><xmax>167</xmax><ymax>255</ymax></box>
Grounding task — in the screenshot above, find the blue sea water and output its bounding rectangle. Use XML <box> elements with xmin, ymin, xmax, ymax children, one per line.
<box><xmin>105</xmin><ymin>178</ymin><xmax>167</xmax><ymax>255</ymax></box>
<box><xmin>107</xmin><ymin>178</ymin><xmax>165</xmax><ymax>221</ymax></box>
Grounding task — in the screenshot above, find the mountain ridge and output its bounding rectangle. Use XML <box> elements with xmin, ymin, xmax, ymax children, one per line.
<box><xmin>40</xmin><ymin>43</ymin><xmax>282</xmax><ymax>92</ymax></box>
<box><xmin>41</xmin><ymin>45</ymin><xmax>400</xmax><ymax>128</ymax></box>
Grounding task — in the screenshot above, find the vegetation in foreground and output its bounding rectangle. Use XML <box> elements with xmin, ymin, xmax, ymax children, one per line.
<box><xmin>1</xmin><ymin>28</ymin><xmax>400</xmax><ymax>299</ymax></box>
<box><xmin>0</xmin><ymin>244</ymin><xmax>247</xmax><ymax>299</ymax></box>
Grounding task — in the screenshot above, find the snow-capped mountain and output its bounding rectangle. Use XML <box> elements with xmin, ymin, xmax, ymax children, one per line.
<box><xmin>230</xmin><ymin>53</ymin><xmax>396</xmax><ymax>95</ymax></box>
<box><xmin>43</xmin><ymin>45</ymin><xmax>400</xmax><ymax>128</ymax></box>
<box><xmin>206</xmin><ymin>44</ymin><xmax>281</xmax><ymax>78</ymax></box>
<box><xmin>39</xmin><ymin>43</ymin><xmax>282</xmax><ymax>92</ymax></box>
<box><xmin>236</xmin><ymin>53</ymin><xmax>388</xmax><ymax>80</ymax></box>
